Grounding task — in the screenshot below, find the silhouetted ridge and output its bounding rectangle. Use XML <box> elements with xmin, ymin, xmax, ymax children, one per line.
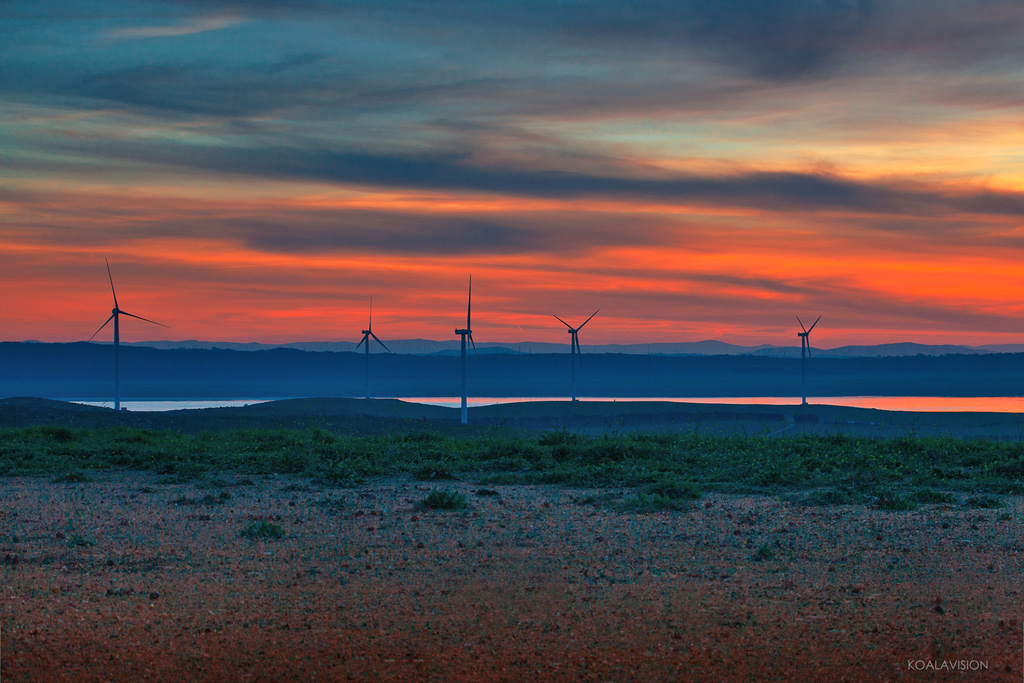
<box><xmin>3</xmin><ymin>342</ymin><xmax>1024</xmax><ymax>400</ymax></box>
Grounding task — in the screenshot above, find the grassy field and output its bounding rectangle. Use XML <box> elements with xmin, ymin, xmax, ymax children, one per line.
<box><xmin>3</xmin><ymin>397</ymin><xmax>1023</xmax><ymax>680</ymax></box>
<box><xmin>2</xmin><ymin>397</ymin><xmax>1023</xmax><ymax>512</ymax></box>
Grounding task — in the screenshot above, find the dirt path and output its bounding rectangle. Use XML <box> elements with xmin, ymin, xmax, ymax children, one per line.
<box><xmin>1</xmin><ymin>473</ymin><xmax>1022</xmax><ymax>682</ymax></box>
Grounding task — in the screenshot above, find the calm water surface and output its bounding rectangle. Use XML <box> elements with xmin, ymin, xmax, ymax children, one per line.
<box><xmin>71</xmin><ymin>396</ymin><xmax>1024</xmax><ymax>413</ymax></box>
<box><xmin>409</xmin><ymin>396</ymin><xmax>1024</xmax><ymax>412</ymax></box>
<box><xmin>74</xmin><ymin>400</ymin><xmax>271</xmax><ymax>412</ymax></box>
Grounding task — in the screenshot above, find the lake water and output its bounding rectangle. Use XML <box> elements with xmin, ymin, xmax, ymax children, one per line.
<box><xmin>74</xmin><ymin>400</ymin><xmax>271</xmax><ymax>412</ymax></box>
<box><xmin>71</xmin><ymin>396</ymin><xmax>1024</xmax><ymax>413</ymax></box>
<box><xmin>408</xmin><ymin>396</ymin><xmax>1024</xmax><ymax>412</ymax></box>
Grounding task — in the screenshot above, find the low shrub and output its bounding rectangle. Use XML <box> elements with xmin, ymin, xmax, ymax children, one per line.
<box><xmin>412</xmin><ymin>462</ymin><xmax>458</xmax><ymax>481</ymax></box>
<box><xmin>791</xmin><ymin>488</ymin><xmax>869</xmax><ymax>507</ymax></box>
<box><xmin>66</xmin><ymin>534</ymin><xmax>95</xmax><ymax>547</ymax></box>
<box><xmin>638</xmin><ymin>478</ymin><xmax>701</xmax><ymax>501</ymax></box>
<box><xmin>419</xmin><ymin>491</ymin><xmax>469</xmax><ymax>511</ymax></box>
<box><xmin>872</xmin><ymin>486</ymin><xmax>917</xmax><ymax>511</ymax></box>
<box><xmin>173</xmin><ymin>491</ymin><xmax>232</xmax><ymax>506</ymax></box>
<box><xmin>912</xmin><ymin>488</ymin><xmax>956</xmax><ymax>504</ymax></box>
<box><xmin>965</xmin><ymin>495</ymin><xmax>1003</xmax><ymax>509</ymax></box>
<box><xmin>240</xmin><ymin>520</ymin><xmax>285</xmax><ymax>539</ymax></box>
<box><xmin>53</xmin><ymin>471</ymin><xmax>92</xmax><ymax>484</ymax></box>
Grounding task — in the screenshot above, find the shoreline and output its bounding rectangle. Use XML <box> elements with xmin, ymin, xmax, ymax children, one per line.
<box><xmin>4</xmin><ymin>396</ymin><xmax>1024</xmax><ymax>439</ymax></box>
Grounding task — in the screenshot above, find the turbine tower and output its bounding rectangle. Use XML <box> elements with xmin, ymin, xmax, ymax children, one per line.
<box><xmin>553</xmin><ymin>310</ymin><xmax>598</xmax><ymax>402</ymax></box>
<box><xmin>88</xmin><ymin>259</ymin><xmax>166</xmax><ymax>411</ymax></box>
<box><xmin>454</xmin><ymin>276</ymin><xmax>477</xmax><ymax>424</ymax></box>
<box><xmin>355</xmin><ymin>296</ymin><xmax>391</xmax><ymax>400</ymax></box>
<box><xmin>797</xmin><ymin>315</ymin><xmax>821</xmax><ymax>406</ymax></box>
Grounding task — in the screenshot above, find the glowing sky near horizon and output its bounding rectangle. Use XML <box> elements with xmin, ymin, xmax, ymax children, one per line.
<box><xmin>3</xmin><ymin>0</ymin><xmax>1024</xmax><ymax>347</ymax></box>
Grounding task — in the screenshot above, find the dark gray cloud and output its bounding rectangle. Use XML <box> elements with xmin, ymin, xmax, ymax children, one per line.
<box><xmin>237</xmin><ymin>215</ymin><xmax>541</xmax><ymax>254</ymax></box>
<box><xmin>14</xmin><ymin>121</ymin><xmax>1024</xmax><ymax>225</ymax></box>
<box><xmin>310</xmin><ymin>0</ymin><xmax>872</xmax><ymax>76</ymax></box>
<box><xmin>1</xmin><ymin>56</ymin><xmax>339</xmax><ymax>118</ymax></box>
<box><xmin>0</xmin><ymin>180</ymin><xmax>675</xmax><ymax>255</ymax></box>
<box><xmin>563</xmin><ymin>0</ymin><xmax>878</xmax><ymax>79</ymax></box>
<box><xmin>124</xmin><ymin>143</ymin><xmax>1024</xmax><ymax>218</ymax></box>
<box><xmin>6</xmin><ymin>0</ymin><xmax>1023</xmax><ymax>132</ymax></box>
<box><xmin>312</xmin><ymin>0</ymin><xmax>1023</xmax><ymax>80</ymax></box>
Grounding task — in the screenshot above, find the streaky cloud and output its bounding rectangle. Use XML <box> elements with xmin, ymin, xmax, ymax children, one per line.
<box><xmin>106</xmin><ymin>13</ymin><xmax>245</xmax><ymax>40</ymax></box>
<box><xmin>120</xmin><ymin>143</ymin><xmax>1024</xmax><ymax>218</ymax></box>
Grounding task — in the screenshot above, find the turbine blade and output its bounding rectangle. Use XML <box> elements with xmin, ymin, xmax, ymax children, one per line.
<box><xmin>355</xmin><ymin>334</ymin><xmax>367</xmax><ymax>350</ymax></box>
<box><xmin>796</xmin><ymin>315</ymin><xmax>807</xmax><ymax>333</ymax></box>
<box><xmin>469</xmin><ymin>332</ymin><xmax>478</xmax><ymax>358</ymax></box>
<box><xmin>119</xmin><ymin>311</ymin><xmax>168</xmax><ymax>327</ymax></box>
<box><xmin>575</xmin><ymin>335</ymin><xmax>583</xmax><ymax>368</ymax></box>
<box><xmin>467</xmin><ymin>275</ymin><xmax>472</xmax><ymax>329</ymax></box>
<box><xmin>553</xmin><ymin>314</ymin><xmax>572</xmax><ymax>329</ymax></box>
<box><xmin>807</xmin><ymin>315</ymin><xmax>822</xmax><ymax>333</ymax></box>
<box><xmin>105</xmin><ymin>258</ymin><xmax>119</xmax><ymax>310</ymax></box>
<box><xmin>578</xmin><ymin>309</ymin><xmax>599</xmax><ymax>330</ymax></box>
<box><xmin>370</xmin><ymin>331</ymin><xmax>392</xmax><ymax>353</ymax></box>
<box><xmin>88</xmin><ymin>314</ymin><xmax>115</xmax><ymax>342</ymax></box>
<box><xmin>368</xmin><ymin>295</ymin><xmax>373</xmax><ymax>329</ymax></box>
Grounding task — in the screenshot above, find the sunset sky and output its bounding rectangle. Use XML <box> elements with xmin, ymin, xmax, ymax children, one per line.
<box><xmin>4</xmin><ymin>0</ymin><xmax>1024</xmax><ymax>347</ymax></box>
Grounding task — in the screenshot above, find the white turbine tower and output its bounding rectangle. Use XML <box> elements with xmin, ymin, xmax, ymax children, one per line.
<box><xmin>454</xmin><ymin>276</ymin><xmax>477</xmax><ymax>424</ymax></box>
<box><xmin>797</xmin><ymin>315</ymin><xmax>821</xmax><ymax>406</ymax></box>
<box><xmin>87</xmin><ymin>259</ymin><xmax>166</xmax><ymax>411</ymax></box>
<box><xmin>355</xmin><ymin>296</ymin><xmax>391</xmax><ymax>399</ymax></box>
<box><xmin>553</xmin><ymin>310</ymin><xmax>598</xmax><ymax>402</ymax></box>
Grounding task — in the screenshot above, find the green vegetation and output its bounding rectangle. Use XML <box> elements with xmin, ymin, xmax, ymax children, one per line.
<box><xmin>788</xmin><ymin>487</ymin><xmax>871</xmax><ymax>507</ymax></box>
<box><xmin>871</xmin><ymin>485</ymin><xmax>917</xmax><ymax>511</ymax></box>
<box><xmin>240</xmin><ymin>520</ymin><xmax>285</xmax><ymax>540</ymax></box>
<box><xmin>751</xmin><ymin>544</ymin><xmax>775</xmax><ymax>562</ymax></box>
<box><xmin>312</xmin><ymin>497</ymin><xmax>347</xmax><ymax>513</ymax></box>
<box><xmin>911</xmin><ymin>487</ymin><xmax>957</xmax><ymax>504</ymax></box>
<box><xmin>1</xmin><ymin>426</ymin><xmax>1021</xmax><ymax>510</ymax></box>
<box><xmin>419</xmin><ymin>491</ymin><xmax>469</xmax><ymax>511</ymax></box>
<box><xmin>615</xmin><ymin>476</ymin><xmax>702</xmax><ymax>512</ymax></box>
<box><xmin>412</xmin><ymin>462</ymin><xmax>458</xmax><ymax>481</ymax></box>
<box><xmin>965</xmin><ymin>495</ymin><xmax>1003</xmax><ymax>509</ymax></box>
<box><xmin>65</xmin><ymin>533</ymin><xmax>95</xmax><ymax>547</ymax></box>
<box><xmin>52</xmin><ymin>470</ymin><xmax>92</xmax><ymax>483</ymax></box>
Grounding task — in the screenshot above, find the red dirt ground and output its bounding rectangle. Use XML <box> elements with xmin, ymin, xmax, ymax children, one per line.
<box><xmin>1</xmin><ymin>472</ymin><xmax>1021</xmax><ymax>682</ymax></box>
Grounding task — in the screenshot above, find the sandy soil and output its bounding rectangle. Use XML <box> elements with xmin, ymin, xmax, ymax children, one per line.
<box><xmin>1</xmin><ymin>473</ymin><xmax>1022</xmax><ymax>682</ymax></box>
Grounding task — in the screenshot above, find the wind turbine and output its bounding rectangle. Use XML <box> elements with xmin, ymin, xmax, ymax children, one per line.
<box><xmin>553</xmin><ymin>310</ymin><xmax>598</xmax><ymax>402</ymax></box>
<box><xmin>454</xmin><ymin>276</ymin><xmax>477</xmax><ymax>424</ymax></box>
<box><xmin>797</xmin><ymin>315</ymin><xmax>821</xmax><ymax>406</ymax></box>
<box><xmin>87</xmin><ymin>259</ymin><xmax>166</xmax><ymax>411</ymax></box>
<box><xmin>354</xmin><ymin>296</ymin><xmax>391</xmax><ymax>399</ymax></box>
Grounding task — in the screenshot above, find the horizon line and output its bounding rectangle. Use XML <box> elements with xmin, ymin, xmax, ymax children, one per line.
<box><xmin>8</xmin><ymin>338</ymin><xmax>1024</xmax><ymax>352</ymax></box>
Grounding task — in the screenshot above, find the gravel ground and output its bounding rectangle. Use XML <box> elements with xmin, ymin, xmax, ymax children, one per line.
<box><xmin>1</xmin><ymin>472</ymin><xmax>1022</xmax><ymax>682</ymax></box>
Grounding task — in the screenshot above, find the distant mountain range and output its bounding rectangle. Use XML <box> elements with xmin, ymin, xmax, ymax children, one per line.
<box><xmin>7</xmin><ymin>341</ymin><xmax>1024</xmax><ymax>400</ymax></box>
<box><xmin>107</xmin><ymin>339</ymin><xmax>1024</xmax><ymax>358</ymax></box>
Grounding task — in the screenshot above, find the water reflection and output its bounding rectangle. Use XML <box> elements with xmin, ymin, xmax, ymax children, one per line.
<box><xmin>71</xmin><ymin>396</ymin><xmax>1024</xmax><ymax>413</ymax></box>
<box><xmin>409</xmin><ymin>396</ymin><xmax>1024</xmax><ymax>412</ymax></box>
